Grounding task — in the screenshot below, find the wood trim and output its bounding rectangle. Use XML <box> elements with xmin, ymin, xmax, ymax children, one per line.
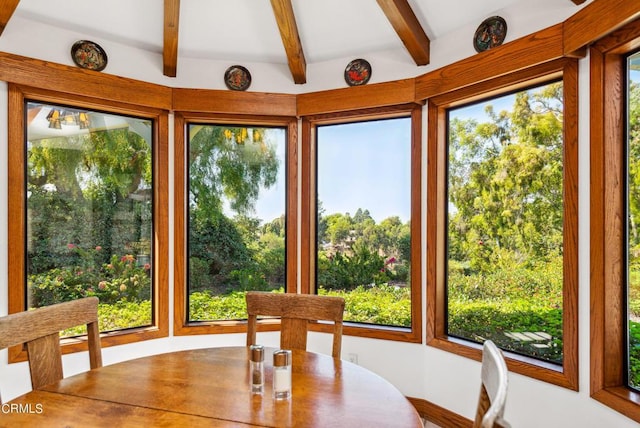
<box><xmin>7</xmin><ymin>84</ymin><xmax>170</xmax><ymax>363</ymax></box>
<box><xmin>589</xmin><ymin>19</ymin><xmax>640</xmax><ymax>423</ymax></box>
<box><xmin>300</xmin><ymin>117</ymin><xmax>313</xmax><ymax>295</ymax></box>
<box><xmin>563</xmin><ymin>0</ymin><xmax>640</xmax><ymax>56</ymax></box>
<box><xmin>0</xmin><ymin>52</ymin><xmax>171</xmax><ymax>110</ymax></box>
<box><xmin>172</xmin><ymin>112</ymin><xmax>298</xmax><ymax>335</ymax></box>
<box><xmin>415</xmin><ymin>24</ymin><xmax>564</xmax><ymax>101</ymax></box>
<box><xmin>376</xmin><ymin>0</ymin><xmax>430</xmax><ymax>66</ymax></box>
<box><xmin>426</xmin><ymin>59</ymin><xmax>580</xmax><ymax>390</ymax></box>
<box><xmin>163</xmin><ymin>0</ymin><xmax>180</xmax><ymax>77</ymax></box>
<box><xmin>270</xmin><ymin>0</ymin><xmax>306</xmax><ymax>84</ymax></box>
<box><xmin>297</xmin><ymin>79</ymin><xmax>418</xmax><ymax>116</ymax></box>
<box><xmin>407</xmin><ymin>396</ymin><xmax>473</xmax><ymax>428</ymax></box>
<box><xmin>172</xmin><ymin>88</ymin><xmax>297</xmax><ymax>116</ymax></box>
<box><xmin>0</xmin><ymin>0</ymin><xmax>19</xmax><ymax>36</ymax></box>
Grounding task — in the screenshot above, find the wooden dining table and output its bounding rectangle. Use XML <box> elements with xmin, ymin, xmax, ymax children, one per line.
<box><xmin>1</xmin><ymin>346</ymin><xmax>423</xmax><ymax>427</ymax></box>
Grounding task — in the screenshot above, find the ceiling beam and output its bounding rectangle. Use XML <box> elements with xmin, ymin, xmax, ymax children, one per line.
<box><xmin>0</xmin><ymin>0</ymin><xmax>20</xmax><ymax>36</ymax></box>
<box><xmin>163</xmin><ymin>0</ymin><xmax>180</xmax><ymax>77</ymax></box>
<box><xmin>376</xmin><ymin>0</ymin><xmax>430</xmax><ymax>66</ymax></box>
<box><xmin>571</xmin><ymin>0</ymin><xmax>587</xmax><ymax>4</ymax></box>
<box><xmin>270</xmin><ymin>0</ymin><xmax>307</xmax><ymax>84</ymax></box>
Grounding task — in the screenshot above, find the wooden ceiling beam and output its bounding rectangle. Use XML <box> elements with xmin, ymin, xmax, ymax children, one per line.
<box><xmin>376</xmin><ymin>0</ymin><xmax>430</xmax><ymax>66</ymax></box>
<box><xmin>571</xmin><ymin>0</ymin><xmax>587</xmax><ymax>4</ymax></box>
<box><xmin>270</xmin><ymin>0</ymin><xmax>307</xmax><ymax>84</ymax></box>
<box><xmin>163</xmin><ymin>0</ymin><xmax>180</xmax><ymax>77</ymax></box>
<box><xmin>0</xmin><ymin>0</ymin><xmax>20</xmax><ymax>36</ymax></box>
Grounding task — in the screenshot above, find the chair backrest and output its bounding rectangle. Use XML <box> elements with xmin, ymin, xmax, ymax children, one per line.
<box><xmin>474</xmin><ymin>340</ymin><xmax>511</xmax><ymax>428</ymax></box>
<box><xmin>0</xmin><ymin>297</ymin><xmax>102</xmax><ymax>398</ymax></box>
<box><xmin>245</xmin><ymin>291</ymin><xmax>345</xmax><ymax>358</ymax></box>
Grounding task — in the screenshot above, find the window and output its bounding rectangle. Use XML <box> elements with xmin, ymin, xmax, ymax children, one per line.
<box><xmin>628</xmin><ymin>50</ymin><xmax>640</xmax><ymax>392</ymax></box>
<box><xmin>447</xmin><ymin>82</ymin><xmax>564</xmax><ymax>364</ymax></box>
<box><xmin>591</xmin><ymin>18</ymin><xmax>640</xmax><ymax>422</ymax></box>
<box><xmin>427</xmin><ymin>59</ymin><xmax>578</xmax><ymax>389</ymax></box>
<box><xmin>301</xmin><ymin>105</ymin><xmax>422</xmax><ymax>342</ymax></box>
<box><xmin>8</xmin><ymin>85</ymin><xmax>169</xmax><ymax>359</ymax></box>
<box><xmin>187</xmin><ymin>123</ymin><xmax>287</xmax><ymax>321</ymax></box>
<box><xmin>174</xmin><ymin>113</ymin><xmax>297</xmax><ymax>334</ymax></box>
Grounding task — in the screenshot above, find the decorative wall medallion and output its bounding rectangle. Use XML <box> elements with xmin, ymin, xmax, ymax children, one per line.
<box><xmin>71</xmin><ymin>40</ymin><xmax>108</xmax><ymax>71</ymax></box>
<box><xmin>473</xmin><ymin>16</ymin><xmax>507</xmax><ymax>53</ymax></box>
<box><xmin>344</xmin><ymin>58</ymin><xmax>371</xmax><ymax>86</ymax></box>
<box><xmin>224</xmin><ymin>65</ymin><xmax>252</xmax><ymax>91</ymax></box>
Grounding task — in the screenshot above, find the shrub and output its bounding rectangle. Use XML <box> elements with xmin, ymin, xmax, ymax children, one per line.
<box><xmin>28</xmin><ymin>245</ymin><xmax>151</xmax><ymax>307</ymax></box>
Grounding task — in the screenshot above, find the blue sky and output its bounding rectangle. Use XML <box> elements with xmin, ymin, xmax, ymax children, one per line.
<box><xmin>252</xmin><ymin>118</ymin><xmax>412</xmax><ymax>224</ymax></box>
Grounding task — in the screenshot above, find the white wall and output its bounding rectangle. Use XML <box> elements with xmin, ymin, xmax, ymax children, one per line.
<box><xmin>2</xmin><ymin>1</ymin><xmax>638</xmax><ymax>427</ymax></box>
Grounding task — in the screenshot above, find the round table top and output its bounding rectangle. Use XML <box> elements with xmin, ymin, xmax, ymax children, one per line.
<box><xmin>6</xmin><ymin>346</ymin><xmax>423</xmax><ymax>427</ymax></box>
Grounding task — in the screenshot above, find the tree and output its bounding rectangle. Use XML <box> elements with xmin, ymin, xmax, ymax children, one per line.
<box><xmin>448</xmin><ymin>82</ymin><xmax>564</xmax><ymax>273</ymax></box>
<box><xmin>188</xmin><ymin>125</ymin><xmax>279</xmax><ymax>219</ymax></box>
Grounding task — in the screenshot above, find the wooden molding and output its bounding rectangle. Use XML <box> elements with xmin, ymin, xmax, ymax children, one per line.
<box><xmin>172</xmin><ymin>87</ymin><xmax>297</xmax><ymax>116</ymax></box>
<box><xmin>376</xmin><ymin>0</ymin><xmax>430</xmax><ymax>66</ymax></box>
<box><xmin>270</xmin><ymin>0</ymin><xmax>307</xmax><ymax>84</ymax></box>
<box><xmin>297</xmin><ymin>79</ymin><xmax>418</xmax><ymax>116</ymax></box>
<box><xmin>407</xmin><ymin>396</ymin><xmax>472</xmax><ymax>428</ymax></box>
<box><xmin>416</xmin><ymin>23</ymin><xmax>564</xmax><ymax>101</ymax></box>
<box><xmin>564</xmin><ymin>0</ymin><xmax>640</xmax><ymax>56</ymax></box>
<box><xmin>0</xmin><ymin>51</ymin><xmax>172</xmax><ymax>110</ymax></box>
<box><xmin>163</xmin><ymin>0</ymin><xmax>180</xmax><ymax>77</ymax></box>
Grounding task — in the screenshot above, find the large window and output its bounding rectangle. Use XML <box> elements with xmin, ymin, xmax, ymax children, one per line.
<box><xmin>427</xmin><ymin>59</ymin><xmax>578</xmax><ymax>389</ymax></box>
<box><xmin>174</xmin><ymin>112</ymin><xmax>297</xmax><ymax>335</ymax></box>
<box><xmin>186</xmin><ymin>123</ymin><xmax>287</xmax><ymax>321</ymax></box>
<box><xmin>628</xmin><ymin>50</ymin><xmax>640</xmax><ymax>392</ymax></box>
<box><xmin>447</xmin><ymin>82</ymin><xmax>564</xmax><ymax>364</ymax></box>
<box><xmin>301</xmin><ymin>105</ymin><xmax>422</xmax><ymax>342</ymax></box>
<box><xmin>8</xmin><ymin>84</ymin><xmax>169</xmax><ymax>359</ymax></box>
<box><xmin>591</xmin><ymin>18</ymin><xmax>640</xmax><ymax>423</ymax></box>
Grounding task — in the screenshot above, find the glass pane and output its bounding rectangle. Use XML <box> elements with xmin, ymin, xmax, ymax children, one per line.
<box><xmin>447</xmin><ymin>82</ymin><xmax>564</xmax><ymax>364</ymax></box>
<box><xmin>627</xmin><ymin>51</ymin><xmax>640</xmax><ymax>390</ymax></box>
<box><xmin>316</xmin><ymin>118</ymin><xmax>412</xmax><ymax>328</ymax></box>
<box><xmin>187</xmin><ymin>124</ymin><xmax>286</xmax><ymax>321</ymax></box>
<box><xmin>26</xmin><ymin>102</ymin><xmax>153</xmax><ymax>335</ymax></box>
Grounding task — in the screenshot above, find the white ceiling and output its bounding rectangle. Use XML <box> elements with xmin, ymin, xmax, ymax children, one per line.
<box><xmin>12</xmin><ymin>0</ymin><xmax>527</xmax><ymax>66</ymax></box>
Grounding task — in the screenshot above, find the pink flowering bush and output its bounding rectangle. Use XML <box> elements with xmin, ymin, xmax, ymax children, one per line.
<box><xmin>28</xmin><ymin>244</ymin><xmax>151</xmax><ymax>307</ymax></box>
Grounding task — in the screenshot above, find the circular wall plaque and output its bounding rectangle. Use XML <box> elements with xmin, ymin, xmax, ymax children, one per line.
<box><xmin>344</xmin><ymin>58</ymin><xmax>371</xmax><ymax>86</ymax></box>
<box><xmin>224</xmin><ymin>65</ymin><xmax>252</xmax><ymax>91</ymax></box>
<box><xmin>473</xmin><ymin>16</ymin><xmax>507</xmax><ymax>53</ymax></box>
<box><xmin>71</xmin><ymin>40</ymin><xmax>108</xmax><ymax>71</ymax></box>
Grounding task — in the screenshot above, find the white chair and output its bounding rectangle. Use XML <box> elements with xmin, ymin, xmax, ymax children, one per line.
<box><xmin>474</xmin><ymin>340</ymin><xmax>511</xmax><ymax>428</ymax></box>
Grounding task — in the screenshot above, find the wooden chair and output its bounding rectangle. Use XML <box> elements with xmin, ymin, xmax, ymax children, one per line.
<box><xmin>0</xmin><ymin>297</ymin><xmax>102</xmax><ymax>399</ymax></box>
<box><xmin>245</xmin><ymin>291</ymin><xmax>345</xmax><ymax>358</ymax></box>
<box><xmin>474</xmin><ymin>340</ymin><xmax>511</xmax><ymax>428</ymax></box>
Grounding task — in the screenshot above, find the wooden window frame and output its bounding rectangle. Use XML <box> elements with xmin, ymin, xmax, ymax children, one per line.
<box><xmin>173</xmin><ymin>111</ymin><xmax>298</xmax><ymax>336</ymax></box>
<box><xmin>590</xmin><ymin>18</ymin><xmax>640</xmax><ymax>423</ymax></box>
<box><xmin>426</xmin><ymin>58</ymin><xmax>579</xmax><ymax>389</ymax></box>
<box><xmin>300</xmin><ymin>104</ymin><xmax>423</xmax><ymax>343</ymax></box>
<box><xmin>7</xmin><ymin>84</ymin><xmax>170</xmax><ymax>362</ymax></box>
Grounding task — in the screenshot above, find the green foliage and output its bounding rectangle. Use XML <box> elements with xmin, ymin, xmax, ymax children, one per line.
<box><xmin>630</xmin><ymin>321</ymin><xmax>640</xmax><ymax>389</ymax></box>
<box><xmin>448</xmin><ymin>259</ymin><xmax>563</xmax><ymax>364</ymax></box>
<box><xmin>28</xmin><ymin>245</ymin><xmax>151</xmax><ymax>307</ymax></box>
<box><xmin>189</xmin><ymin>290</ymin><xmax>252</xmax><ymax>321</ymax></box>
<box><xmin>63</xmin><ymin>300</ymin><xmax>152</xmax><ymax>336</ymax></box>
<box><xmin>320</xmin><ymin>285</ymin><xmax>411</xmax><ymax>327</ymax></box>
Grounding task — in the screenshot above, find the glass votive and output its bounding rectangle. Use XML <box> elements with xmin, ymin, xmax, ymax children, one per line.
<box><xmin>249</xmin><ymin>344</ymin><xmax>264</xmax><ymax>394</ymax></box>
<box><xmin>272</xmin><ymin>349</ymin><xmax>292</xmax><ymax>400</ymax></box>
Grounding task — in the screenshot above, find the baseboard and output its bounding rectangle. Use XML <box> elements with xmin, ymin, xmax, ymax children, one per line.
<box><xmin>407</xmin><ymin>396</ymin><xmax>473</xmax><ymax>428</ymax></box>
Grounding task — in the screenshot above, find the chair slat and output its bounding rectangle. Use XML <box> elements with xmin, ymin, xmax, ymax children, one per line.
<box><xmin>245</xmin><ymin>292</ymin><xmax>345</xmax><ymax>358</ymax></box>
<box><xmin>0</xmin><ymin>297</ymin><xmax>103</xmax><ymax>400</ymax></box>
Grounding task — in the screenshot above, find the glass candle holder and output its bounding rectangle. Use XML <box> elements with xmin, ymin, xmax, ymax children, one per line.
<box><xmin>272</xmin><ymin>349</ymin><xmax>292</xmax><ymax>400</ymax></box>
<box><xmin>249</xmin><ymin>344</ymin><xmax>264</xmax><ymax>394</ymax></box>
